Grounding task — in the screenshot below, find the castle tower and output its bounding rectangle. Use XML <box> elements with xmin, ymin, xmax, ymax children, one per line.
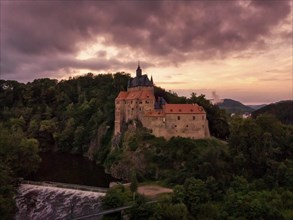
<box><xmin>114</xmin><ymin>64</ymin><xmax>210</xmax><ymax>139</ymax></box>
<box><xmin>136</xmin><ymin>64</ymin><xmax>142</xmax><ymax>77</ymax></box>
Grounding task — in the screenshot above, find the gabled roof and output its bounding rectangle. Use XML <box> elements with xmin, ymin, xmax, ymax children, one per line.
<box><xmin>116</xmin><ymin>91</ymin><xmax>128</xmax><ymax>100</ymax></box>
<box><xmin>140</xmin><ymin>89</ymin><xmax>153</xmax><ymax>99</ymax></box>
<box><xmin>164</xmin><ymin>104</ymin><xmax>205</xmax><ymax>114</ymax></box>
<box><xmin>115</xmin><ymin>89</ymin><xmax>155</xmax><ymax>100</ymax></box>
<box><xmin>125</xmin><ymin>90</ymin><xmax>142</xmax><ymax>100</ymax></box>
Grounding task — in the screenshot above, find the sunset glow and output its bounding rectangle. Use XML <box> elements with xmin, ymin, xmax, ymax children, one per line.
<box><xmin>1</xmin><ymin>1</ymin><xmax>292</xmax><ymax>104</ymax></box>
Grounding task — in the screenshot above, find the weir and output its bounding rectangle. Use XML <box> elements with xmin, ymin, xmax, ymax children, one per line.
<box><xmin>15</xmin><ymin>183</ymin><xmax>106</xmax><ymax>220</ymax></box>
<box><xmin>16</xmin><ymin>182</ymin><xmax>158</xmax><ymax>219</ymax></box>
<box><xmin>21</xmin><ymin>180</ymin><xmax>109</xmax><ymax>193</ymax></box>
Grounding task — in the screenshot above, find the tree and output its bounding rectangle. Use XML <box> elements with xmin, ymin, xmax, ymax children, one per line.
<box><xmin>153</xmin><ymin>196</ymin><xmax>188</xmax><ymax>220</ymax></box>
<box><xmin>102</xmin><ymin>188</ymin><xmax>126</xmax><ymax>209</ymax></box>
<box><xmin>130</xmin><ymin>170</ymin><xmax>138</xmax><ymax>201</ymax></box>
<box><xmin>183</xmin><ymin>177</ymin><xmax>209</xmax><ymax>215</ymax></box>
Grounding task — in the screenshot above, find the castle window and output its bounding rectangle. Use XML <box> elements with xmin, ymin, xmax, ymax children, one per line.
<box><xmin>193</xmin><ymin>116</ymin><xmax>195</xmax><ymax>120</ymax></box>
<box><xmin>131</xmin><ymin>101</ymin><xmax>133</xmax><ymax>104</ymax></box>
<box><xmin>177</xmin><ymin>116</ymin><xmax>180</xmax><ymax>120</ymax></box>
<box><xmin>174</xmin><ymin>125</ymin><xmax>177</xmax><ymax>128</ymax></box>
<box><xmin>186</xmin><ymin>125</ymin><xmax>189</xmax><ymax>127</ymax></box>
<box><xmin>179</xmin><ymin>109</ymin><xmax>182</xmax><ymax>112</ymax></box>
<box><xmin>170</xmin><ymin>109</ymin><xmax>173</xmax><ymax>112</ymax></box>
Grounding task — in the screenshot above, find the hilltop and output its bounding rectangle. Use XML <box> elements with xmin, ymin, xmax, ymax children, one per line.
<box><xmin>252</xmin><ymin>100</ymin><xmax>293</xmax><ymax>125</ymax></box>
<box><xmin>0</xmin><ymin>73</ymin><xmax>229</xmax><ymax>157</ymax></box>
<box><xmin>217</xmin><ymin>99</ymin><xmax>254</xmax><ymax>114</ymax></box>
<box><xmin>1</xmin><ymin>74</ymin><xmax>293</xmax><ymax>219</ymax></box>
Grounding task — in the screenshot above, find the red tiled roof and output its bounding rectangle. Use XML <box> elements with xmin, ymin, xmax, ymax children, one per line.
<box><xmin>116</xmin><ymin>91</ymin><xmax>128</xmax><ymax>100</ymax></box>
<box><xmin>115</xmin><ymin>89</ymin><xmax>155</xmax><ymax>100</ymax></box>
<box><xmin>140</xmin><ymin>90</ymin><xmax>154</xmax><ymax>99</ymax></box>
<box><xmin>164</xmin><ymin>104</ymin><xmax>205</xmax><ymax>114</ymax></box>
<box><xmin>144</xmin><ymin>110</ymin><xmax>165</xmax><ymax>117</ymax></box>
<box><xmin>125</xmin><ymin>90</ymin><xmax>142</xmax><ymax>100</ymax></box>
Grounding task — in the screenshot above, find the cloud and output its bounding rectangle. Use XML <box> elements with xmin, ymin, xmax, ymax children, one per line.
<box><xmin>1</xmin><ymin>0</ymin><xmax>291</xmax><ymax>81</ymax></box>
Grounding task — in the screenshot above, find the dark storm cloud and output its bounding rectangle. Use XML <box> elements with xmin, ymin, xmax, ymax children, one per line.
<box><xmin>1</xmin><ymin>0</ymin><xmax>291</xmax><ymax>80</ymax></box>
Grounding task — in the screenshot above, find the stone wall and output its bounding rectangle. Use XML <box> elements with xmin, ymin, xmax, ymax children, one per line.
<box><xmin>114</xmin><ymin>85</ymin><xmax>210</xmax><ymax>139</ymax></box>
<box><xmin>142</xmin><ymin>113</ymin><xmax>209</xmax><ymax>140</ymax></box>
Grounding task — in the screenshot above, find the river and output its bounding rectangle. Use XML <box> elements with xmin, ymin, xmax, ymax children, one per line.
<box><xmin>28</xmin><ymin>152</ymin><xmax>117</xmax><ymax>187</ymax></box>
<box><xmin>16</xmin><ymin>152</ymin><xmax>118</xmax><ymax>219</ymax></box>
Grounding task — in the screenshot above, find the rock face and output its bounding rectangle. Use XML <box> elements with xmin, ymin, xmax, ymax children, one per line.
<box><xmin>15</xmin><ymin>184</ymin><xmax>105</xmax><ymax>220</ymax></box>
<box><xmin>109</xmin><ymin>150</ymin><xmax>147</xmax><ymax>181</ymax></box>
<box><xmin>86</xmin><ymin>122</ymin><xmax>107</xmax><ymax>160</ymax></box>
<box><xmin>106</xmin><ymin>126</ymin><xmax>158</xmax><ymax>181</ymax></box>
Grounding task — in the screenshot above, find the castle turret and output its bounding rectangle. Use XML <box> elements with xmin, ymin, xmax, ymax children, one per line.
<box><xmin>136</xmin><ymin>64</ymin><xmax>142</xmax><ymax>77</ymax></box>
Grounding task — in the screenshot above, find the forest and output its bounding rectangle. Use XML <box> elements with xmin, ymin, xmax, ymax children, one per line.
<box><xmin>0</xmin><ymin>73</ymin><xmax>292</xmax><ymax>219</ymax></box>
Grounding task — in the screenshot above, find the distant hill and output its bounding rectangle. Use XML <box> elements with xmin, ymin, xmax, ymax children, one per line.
<box><xmin>217</xmin><ymin>99</ymin><xmax>254</xmax><ymax>114</ymax></box>
<box><xmin>247</xmin><ymin>104</ymin><xmax>267</xmax><ymax>110</ymax></box>
<box><xmin>251</xmin><ymin>100</ymin><xmax>293</xmax><ymax>125</ymax></box>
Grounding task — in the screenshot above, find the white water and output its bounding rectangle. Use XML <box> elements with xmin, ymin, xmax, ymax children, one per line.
<box><xmin>15</xmin><ymin>184</ymin><xmax>105</xmax><ymax>220</ymax></box>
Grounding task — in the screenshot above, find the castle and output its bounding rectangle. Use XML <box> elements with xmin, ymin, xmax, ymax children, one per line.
<box><xmin>114</xmin><ymin>65</ymin><xmax>210</xmax><ymax>139</ymax></box>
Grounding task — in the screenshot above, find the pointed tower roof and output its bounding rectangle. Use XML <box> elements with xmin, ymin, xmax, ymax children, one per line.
<box><xmin>136</xmin><ymin>62</ymin><xmax>142</xmax><ymax>77</ymax></box>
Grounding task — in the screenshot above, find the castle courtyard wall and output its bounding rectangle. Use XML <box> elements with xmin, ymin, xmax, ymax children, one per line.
<box><xmin>142</xmin><ymin>113</ymin><xmax>208</xmax><ymax>140</ymax></box>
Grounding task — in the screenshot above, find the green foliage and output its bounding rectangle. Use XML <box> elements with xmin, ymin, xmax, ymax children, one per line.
<box><xmin>229</xmin><ymin>115</ymin><xmax>293</xmax><ymax>183</ymax></box>
<box><xmin>183</xmin><ymin>178</ymin><xmax>210</xmax><ymax>215</ymax></box>
<box><xmin>152</xmin><ymin>196</ymin><xmax>188</xmax><ymax>220</ymax></box>
<box><xmin>0</xmin><ymin>164</ymin><xmax>16</xmax><ymax>220</ymax></box>
<box><xmin>102</xmin><ymin>187</ymin><xmax>126</xmax><ymax>209</ymax></box>
<box><xmin>130</xmin><ymin>171</ymin><xmax>138</xmax><ymax>200</ymax></box>
<box><xmin>223</xmin><ymin>190</ymin><xmax>285</xmax><ymax>220</ymax></box>
<box><xmin>0</xmin><ymin>123</ymin><xmax>41</xmax><ymax>219</ymax></box>
<box><xmin>104</xmin><ymin>149</ymin><xmax>123</xmax><ymax>169</ymax></box>
<box><xmin>128</xmin><ymin>194</ymin><xmax>153</xmax><ymax>219</ymax></box>
<box><xmin>1</xmin><ymin>73</ymin><xmax>293</xmax><ymax>219</ymax></box>
<box><xmin>252</xmin><ymin>100</ymin><xmax>293</xmax><ymax>125</ymax></box>
<box><xmin>0</xmin><ymin>73</ymin><xmax>131</xmax><ymax>156</ymax></box>
<box><xmin>109</xmin><ymin>113</ymin><xmax>292</xmax><ymax>219</ymax></box>
<box><xmin>0</xmin><ymin>124</ymin><xmax>41</xmax><ymax>177</ymax></box>
<box><xmin>172</xmin><ymin>185</ymin><xmax>185</xmax><ymax>203</ymax></box>
<box><xmin>154</xmin><ymin>86</ymin><xmax>187</xmax><ymax>104</ymax></box>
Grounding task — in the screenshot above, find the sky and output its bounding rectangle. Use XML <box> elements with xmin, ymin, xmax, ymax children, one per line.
<box><xmin>1</xmin><ymin>0</ymin><xmax>292</xmax><ymax>105</ymax></box>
